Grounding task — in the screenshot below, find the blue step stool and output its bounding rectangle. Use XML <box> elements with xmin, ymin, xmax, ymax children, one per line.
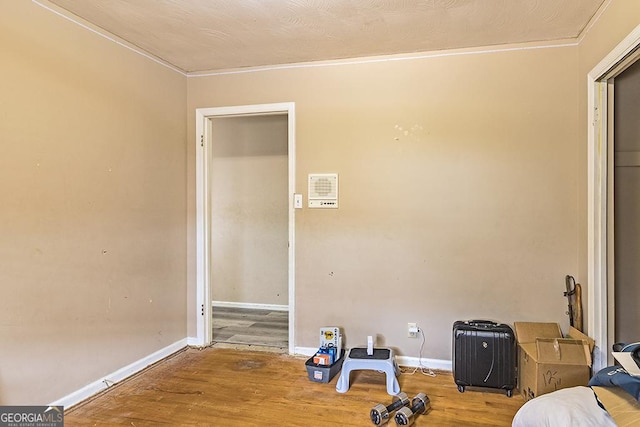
<box><xmin>335</xmin><ymin>347</ymin><xmax>401</xmax><ymax>395</ymax></box>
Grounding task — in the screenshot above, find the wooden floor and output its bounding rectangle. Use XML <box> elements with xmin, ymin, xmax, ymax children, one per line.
<box><xmin>65</xmin><ymin>347</ymin><xmax>524</xmax><ymax>426</ymax></box>
<box><xmin>212</xmin><ymin>306</ymin><xmax>288</xmax><ymax>348</ymax></box>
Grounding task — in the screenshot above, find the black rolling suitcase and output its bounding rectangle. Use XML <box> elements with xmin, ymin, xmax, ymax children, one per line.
<box><xmin>452</xmin><ymin>320</ymin><xmax>516</xmax><ymax>397</ymax></box>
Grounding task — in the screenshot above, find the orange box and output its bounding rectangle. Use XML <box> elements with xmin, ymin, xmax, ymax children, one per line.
<box><xmin>313</xmin><ymin>354</ymin><xmax>331</xmax><ymax>365</ymax></box>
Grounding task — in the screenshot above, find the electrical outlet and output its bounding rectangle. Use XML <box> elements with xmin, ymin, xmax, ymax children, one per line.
<box><xmin>408</xmin><ymin>322</ymin><xmax>418</xmax><ymax>338</ymax></box>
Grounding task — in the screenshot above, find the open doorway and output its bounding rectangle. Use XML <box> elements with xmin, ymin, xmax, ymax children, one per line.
<box><xmin>588</xmin><ymin>25</ymin><xmax>640</xmax><ymax>371</ymax></box>
<box><xmin>195</xmin><ymin>103</ymin><xmax>296</xmax><ymax>354</ymax></box>
<box><xmin>612</xmin><ymin>60</ymin><xmax>640</xmax><ymax>348</ymax></box>
<box><xmin>210</xmin><ymin>114</ymin><xmax>289</xmax><ymax>349</ymax></box>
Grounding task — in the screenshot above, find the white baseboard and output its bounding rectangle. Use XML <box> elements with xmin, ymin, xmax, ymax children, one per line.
<box><xmin>187</xmin><ymin>336</ymin><xmax>203</xmax><ymax>347</ymax></box>
<box><xmin>294</xmin><ymin>346</ymin><xmax>318</xmax><ymax>357</ymax></box>
<box><xmin>395</xmin><ymin>355</ymin><xmax>452</xmax><ymax>371</ymax></box>
<box><xmin>212</xmin><ymin>301</ymin><xmax>288</xmax><ymax>311</ymax></box>
<box><xmin>50</xmin><ymin>338</ymin><xmax>188</xmax><ymax>408</ymax></box>
<box><xmin>295</xmin><ymin>346</ymin><xmax>451</xmax><ymax>371</ymax></box>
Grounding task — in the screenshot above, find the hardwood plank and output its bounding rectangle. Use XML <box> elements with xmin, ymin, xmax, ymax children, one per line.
<box><xmin>219</xmin><ymin>333</ymin><xmax>288</xmax><ymax>347</ymax></box>
<box><xmin>213</xmin><ymin>318</ymin><xmax>256</xmax><ymax>328</ymax></box>
<box><xmin>65</xmin><ymin>347</ymin><xmax>524</xmax><ymax>426</ymax></box>
<box><xmin>213</xmin><ymin>307</ymin><xmax>288</xmax><ymax>348</ymax></box>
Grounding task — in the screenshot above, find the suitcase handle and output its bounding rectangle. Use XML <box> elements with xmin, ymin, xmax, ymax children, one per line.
<box><xmin>467</xmin><ymin>320</ymin><xmax>499</xmax><ymax>327</ymax></box>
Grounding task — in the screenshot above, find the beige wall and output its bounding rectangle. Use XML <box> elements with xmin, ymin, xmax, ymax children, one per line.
<box><xmin>188</xmin><ymin>44</ymin><xmax>579</xmax><ymax>360</ymax></box>
<box><xmin>0</xmin><ymin>2</ymin><xmax>187</xmax><ymax>404</ymax></box>
<box><xmin>211</xmin><ymin>115</ymin><xmax>288</xmax><ymax>305</ymax></box>
<box><xmin>576</xmin><ymin>0</ymin><xmax>640</xmax><ymax>332</ymax></box>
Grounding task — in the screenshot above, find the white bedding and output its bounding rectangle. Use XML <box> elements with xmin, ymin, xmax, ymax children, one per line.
<box><xmin>512</xmin><ymin>386</ymin><xmax>617</xmax><ymax>427</ymax></box>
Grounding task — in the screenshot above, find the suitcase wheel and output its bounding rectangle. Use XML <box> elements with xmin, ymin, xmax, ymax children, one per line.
<box><xmin>506</xmin><ymin>389</ymin><xmax>513</xmax><ymax>398</ymax></box>
<box><xmin>457</xmin><ymin>385</ymin><xmax>465</xmax><ymax>393</ymax></box>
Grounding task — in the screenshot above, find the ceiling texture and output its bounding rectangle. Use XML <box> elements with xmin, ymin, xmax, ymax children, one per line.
<box><xmin>42</xmin><ymin>0</ymin><xmax>607</xmax><ymax>74</ymax></box>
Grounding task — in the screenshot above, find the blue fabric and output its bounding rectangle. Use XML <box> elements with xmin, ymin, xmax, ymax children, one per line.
<box><xmin>620</xmin><ymin>342</ymin><xmax>640</xmax><ymax>353</ymax></box>
<box><xmin>589</xmin><ymin>365</ymin><xmax>640</xmax><ymax>401</ymax></box>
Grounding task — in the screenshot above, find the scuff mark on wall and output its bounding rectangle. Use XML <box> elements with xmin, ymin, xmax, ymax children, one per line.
<box><xmin>393</xmin><ymin>124</ymin><xmax>425</xmax><ymax>142</ymax></box>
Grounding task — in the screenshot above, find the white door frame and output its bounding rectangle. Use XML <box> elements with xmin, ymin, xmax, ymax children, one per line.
<box><xmin>587</xmin><ymin>24</ymin><xmax>640</xmax><ymax>371</ymax></box>
<box><xmin>194</xmin><ymin>102</ymin><xmax>296</xmax><ymax>354</ymax></box>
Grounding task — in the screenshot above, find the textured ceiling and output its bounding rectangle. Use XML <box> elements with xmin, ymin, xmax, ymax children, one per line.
<box><xmin>43</xmin><ymin>0</ymin><xmax>606</xmax><ymax>74</ymax></box>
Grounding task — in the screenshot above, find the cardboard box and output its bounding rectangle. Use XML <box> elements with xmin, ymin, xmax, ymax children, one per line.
<box><xmin>591</xmin><ymin>386</ymin><xmax>640</xmax><ymax>426</ymax></box>
<box><xmin>514</xmin><ymin>322</ymin><xmax>595</xmax><ymax>401</ymax></box>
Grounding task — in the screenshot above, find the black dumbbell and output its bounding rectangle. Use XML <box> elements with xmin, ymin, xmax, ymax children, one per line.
<box><xmin>370</xmin><ymin>392</ymin><xmax>410</xmax><ymax>425</ymax></box>
<box><xmin>394</xmin><ymin>393</ymin><xmax>430</xmax><ymax>426</ymax></box>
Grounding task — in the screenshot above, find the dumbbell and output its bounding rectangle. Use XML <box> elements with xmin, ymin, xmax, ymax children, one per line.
<box><xmin>370</xmin><ymin>392</ymin><xmax>410</xmax><ymax>425</ymax></box>
<box><xmin>394</xmin><ymin>393</ymin><xmax>430</xmax><ymax>426</ymax></box>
